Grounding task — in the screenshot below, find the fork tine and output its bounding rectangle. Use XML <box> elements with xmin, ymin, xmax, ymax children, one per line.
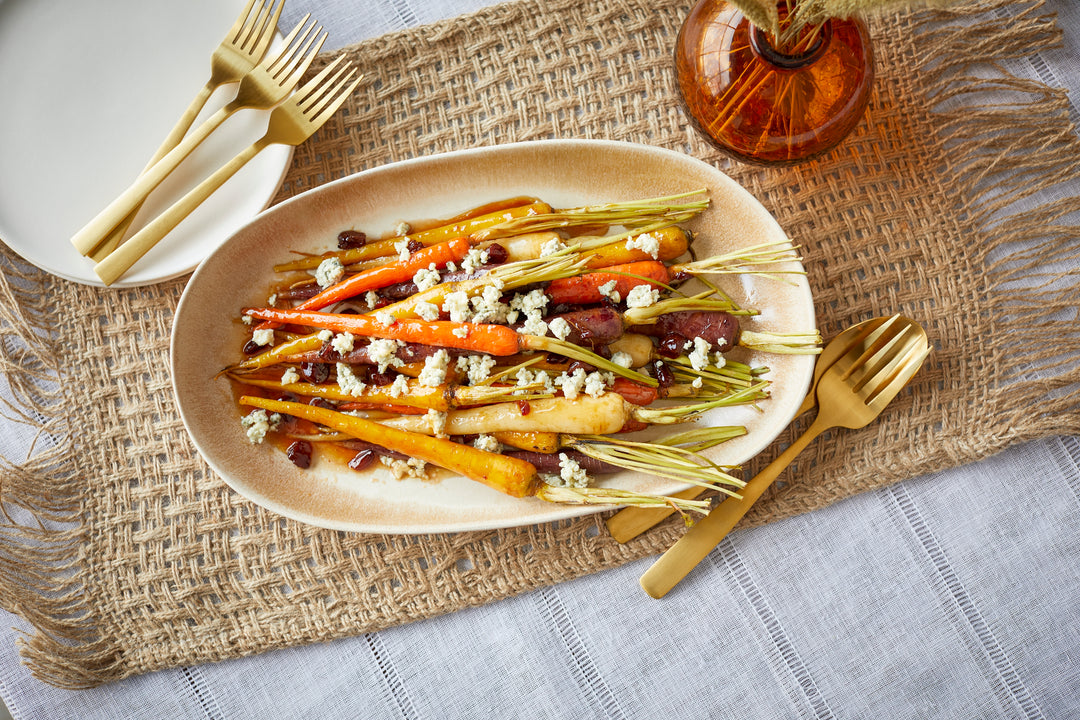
<box><xmin>847</xmin><ymin>324</ymin><xmax>922</xmax><ymax>391</ymax></box>
<box><xmin>866</xmin><ymin>344</ymin><xmax>931</xmax><ymax>408</ymax></box>
<box><xmin>274</xmin><ymin>26</ymin><xmax>328</xmax><ymax>84</ymax></box>
<box><xmin>265</xmin><ymin>16</ymin><xmax>321</xmax><ymax>76</ymax></box>
<box><xmin>833</xmin><ymin>314</ymin><xmax>906</xmax><ymax>374</ymax></box>
<box><xmin>226</xmin><ymin>0</ymin><xmax>259</xmax><ymax>41</ymax></box>
<box><xmin>297</xmin><ymin>62</ymin><xmax>352</xmax><ymax>113</ymax></box>
<box><xmin>262</xmin><ymin>14</ymin><xmax>311</xmax><ymax>68</ymax></box>
<box><xmin>241</xmin><ymin>0</ymin><xmax>285</xmax><ymax>57</ymax></box>
<box><xmin>290</xmin><ymin>56</ymin><xmax>347</xmax><ymax>104</ymax></box>
<box><xmin>306</xmin><ymin>69</ymin><xmax>362</xmax><ymax>123</ymax></box>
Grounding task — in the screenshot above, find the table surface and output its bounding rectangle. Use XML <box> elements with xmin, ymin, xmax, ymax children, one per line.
<box><xmin>1</xmin><ymin>0</ymin><xmax>1079</xmax><ymax>718</ymax></box>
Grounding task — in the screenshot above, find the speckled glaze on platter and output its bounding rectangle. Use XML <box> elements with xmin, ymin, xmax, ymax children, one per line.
<box><xmin>171</xmin><ymin>140</ymin><xmax>815</xmax><ymax>534</ymax></box>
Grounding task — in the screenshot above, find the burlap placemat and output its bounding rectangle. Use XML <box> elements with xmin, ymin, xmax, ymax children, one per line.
<box><xmin>1</xmin><ymin>0</ymin><xmax>1077</xmax><ymax>689</ymax></box>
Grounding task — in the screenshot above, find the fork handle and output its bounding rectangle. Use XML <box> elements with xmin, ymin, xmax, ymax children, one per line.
<box><xmin>71</xmin><ymin>104</ymin><xmax>232</xmax><ymax>256</ymax></box>
<box><xmin>638</xmin><ymin>415</ymin><xmax>832</xmax><ymax>599</ymax></box>
<box><xmin>93</xmin><ymin>138</ymin><xmax>268</xmax><ymax>286</ymax></box>
<box><xmin>606</xmin><ymin>394</ymin><xmax>819</xmax><ymax>544</ymax></box>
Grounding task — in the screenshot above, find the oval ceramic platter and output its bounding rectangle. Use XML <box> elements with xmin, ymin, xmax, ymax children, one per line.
<box><xmin>171</xmin><ymin>140</ymin><xmax>816</xmax><ymax>534</ymax></box>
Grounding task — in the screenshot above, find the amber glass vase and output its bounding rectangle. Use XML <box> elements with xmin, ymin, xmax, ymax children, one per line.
<box><xmin>674</xmin><ymin>0</ymin><xmax>874</xmax><ymax>166</ymax></box>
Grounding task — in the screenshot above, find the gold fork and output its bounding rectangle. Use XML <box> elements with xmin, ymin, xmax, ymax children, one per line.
<box><xmin>639</xmin><ymin>315</ymin><xmax>931</xmax><ymax>598</ymax></box>
<box><xmin>605</xmin><ymin>315</ymin><xmax>889</xmax><ymax>543</ymax></box>
<box><xmin>70</xmin><ymin>14</ymin><xmax>327</xmax><ymax>257</ymax></box>
<box><xmin>84</xmin><ymin>0</ymin><xmax>286</xmax><ymax>262</ymax></box>
<box><xmin>93</xmin><ymin>57</ymin><xmax>363</xmax><ymax>286</ymax></box>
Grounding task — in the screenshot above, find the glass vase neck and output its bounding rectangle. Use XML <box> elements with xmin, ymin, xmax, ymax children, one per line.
<box><xmin>749</xmin><ymin>21</ymin><xmax>832</xmax><ymax>69</ymax></box>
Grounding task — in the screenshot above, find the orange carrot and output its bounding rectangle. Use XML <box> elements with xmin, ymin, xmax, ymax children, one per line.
<box><xmin>580</xmin><ymin>227</ymin><xmax>689</xmax><ymax>269</ymax></box>
<box><xmin>240</xmin><ymin>395</ymin><xmax>541</xmax><ymax>497</ymax></box>
<box><xmin>273</xmin><ymin>201</ymin><xmax>553</xmax><ymax>272</ymax></box>
<box><xmin>255</xmin><ymin>238</ymin><xmax>471</xmax><ymax>332</ymax></box>
<box><xmin>545</xmin><ymin>260</ymin><xmax>670</xmax><ymax>305</ymax></box>
<box><xmin>243</xmin><ymin>307</ymin><xmax>522</xmax><ymax>355</ymax></box>
<box><xmin>299</xmin><ymin>237</ymin><xmax>469</xmax><ymax>310</ymax></box>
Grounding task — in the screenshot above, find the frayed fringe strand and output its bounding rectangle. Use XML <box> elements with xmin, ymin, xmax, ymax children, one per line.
<box><xmin>915</xmin><ymin>0</ymin><xmax>1080</xmax><ymax>427</ymax></box>
<box><xmin>0</xmin><ymin>249</ymin><xmax>118</xmax><ymax>688</ymax></box>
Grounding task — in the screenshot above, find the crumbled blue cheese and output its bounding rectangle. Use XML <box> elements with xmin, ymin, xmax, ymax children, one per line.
<box><xmin>331</xmin><ymin>332</ymin><xmax>355</xmax><ymax>355</ymax></box>
<box><xmin>547</xmin><ymin>317</ymin><xmax>572</xmax><ymax>341</ymax></box>
<box><xmin>518</xmin><ymin>311</ymin><xmax>548</xmax><ymax>337</ymax></box>
<box><xmin>395</xmin><ymin>238</ymin><xmax>412</xmax><ymax>261</ymax></box>
<box><xmin>456</xmin><ymin>354</ymin><xmax>495</xmax><ymax>385</ymax></box>
<box><xmin>394</xmin><ymin>222</ymin><xmax>412</xmax><ymax>236</ymax></box>
<box><xmin>625</xmin><ymin>232</ymin><xmax>661</xmax><ymax>259</ymax></box>
<box><xmin>555</xmin><ymin>367</ymin><xmax>588</xmax><ymax>400</ymax></box>
<box><xmin>367</xmin><ymin>338</ymin><xmax>404</xmax><ymax>372</ymax></box>
<box><xmin>281</xmin><ymin>367</ymin><xmax>300</xmax><ymax>385</ymax></box>
<box><xmin>714</xmin><ymin>352</ymin><xmax>728</xmax><ymax>368</ymax></box>
<box><xmin>413</xmin><ymin>264</ymin><xmax>441</xmax><ymax>292</ymax></box>
<box><xmin>470</xmin><ymin>284</ymin><xmax>509</xmax><ymax>323</ymax></box>
<box><xmin>514</xmin><ymin>367</ymin><xmax>556</xmax><ymax>394</ymax></box>
<box><xmin>558</xmin><ymin>453</ymin><xmax>589</xmax><ymax>488</ymax></box>
<box><xmin>364</xmin><ymin>291</ymin><xmax>380</xmax><ymax>309</ymax></box>
<box><xmin>418</xmin><ymin>349</ymin><xmax>450</xmax><ymax>387</ymax></box>
<box><xmin>473</xmin><ymin>434</ymin><xmax>502</xmax><ymax>453</ymax></box>
<box><xmin>317</xmin><ymin>329</ymin><xmax>334</xmax><ymax>343</ymax></box>
<box><xmin>442</xmin><ymin>290</ymin><xmax>473</xmax><ymax>323</ymax></box>
<box><xmin>461</xmin><ymin>247</ymin><xmax>489</xmax><ymax>274</ymax></box>
<box><xmin>380</xmin><ymin>455</ymin><xmax>427</xmax><ymax>479</ymax></box>
<box><xmin>241</xmin><ymin>409</ymin><xmax>281</xmax><ymax>445</ymax></box>
<box><xmin>692</xmin><ymin>376</ymin><xmax>704</xmax><ymax>389</ymax></box>
<box><xmin>241</xmin><ymin>314</ymin><xmax>253</xmax><ymax>325</ymax></box>
<box><xmin>414</xmin><ymin>300</ymin><xmax>441</xmax><ymax>322</ymax></box>
<box><xmin>426</xmin><ymin>409</ymin><xmax>449</xmax><ymax>438</ymax></box>
<box><xmin>688</xmin><ymin>337</ymin><xmax>711</xmax><ymax>371</ymax></box>
<box><xmin>267</xmin><ymin>293</ymin><xmax>277</xmax><ymax>305</ymax></box>
<box><xmin>611</xmin><ymin>351</ymin><xmax>634</xmax><ymax>368</ymax></box>
<box><xmin>336</xmin><ymin>363</ymin><xmax>367</xmax><ymax>397</ymax></box>
<box><xmin>597</xmin><ymin>279</ymin><xmax>621</xmax><ymax>303</ymax></box>
<box><xmin>540</xmin><ymin>238</ymin><xmax>567</xmax><ymax>257</ymax></box>
<box><xmin>625</xmin><ymin>284</ymin><xmax>660</xmax><ymax>308</ymax></box>
<box><xmin>315</xmin><ymin>257</ymin><xmax>345</xmax><ymax>288</ymax></box>
<box><xmin>387</xmin><ymin>374</ymin><xmax>410</xmax><ymax>398</ymax></box>
<box><xmin>451</xmin><ymin>326</ymin><xmax>469</xmax><ymax>339</ymax></box>
<box><xmin>375</xmin><ymin>310</ymin><xmax>396</xmax><ymax>327</ymax></box>
<box><xmin>252</xmin><ymin>328</ymin><xmax>275</xmax><ymax>347</ymax></box>
<box><xmin>583</xmin><ymin>371</ymin><xmax>615</xmax><ymax>398</ymax></box>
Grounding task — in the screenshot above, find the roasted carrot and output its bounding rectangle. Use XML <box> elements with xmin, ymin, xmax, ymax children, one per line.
<box><xmin>578</xmin><ymin>227</ymin><xmax>689</xmax><ymax>269</ymax></box>
<box><xmin>240</xmin><ymin>395</ymin><xmax>541</xmax><ymax>497</ymax></box>
<box><xmin>273</xmin><ymin>201</ymin><xmax>553</xmax><ymax>272</ymax></box>
<box><xmin>545</xmin><ymin>260</ymin><xmax>670</xmax><ymax>305</ymax></box>
<box><xmin>243</xmin><ymin>307</ymin><xmax>522</xmax><ymax>355</ymax></box>
<box><xmin>241</xmin><ymin>307</ymin><xmax>656</xmax><ymax>385</ymax></box>
<box><xmin>230</xmin><ymin>374</ymin><xmax>528</xmax><ymax>412</ymax></box>
<box><xmin>298</xmin><ymin>238</ymin><xmax>470</xmax><ymax>311</ymax></box>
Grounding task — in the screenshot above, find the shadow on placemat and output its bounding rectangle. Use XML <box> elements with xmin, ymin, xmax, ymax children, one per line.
<box><xmin>0</xmin><ymin>0</ymin><xmax>1078</xmax><ymax>689</ymax></box>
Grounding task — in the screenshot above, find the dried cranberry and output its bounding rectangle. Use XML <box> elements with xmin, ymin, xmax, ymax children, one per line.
<box><xmin>348</xmin><ymin>449</ymin><xmax>377</xmax><ymax>471</ymax></box>
<box><xmin>657</xmin><ymin>333</ymin><xmax>689</xmax><ymax>359</ymax></box>
<box><xmin>300</xmin><ymin>361</ymin><xmax>329</xmax><ymax>383</ymax></box>
<box><xmin>517</xmin><ymin>400</ymin><xmax>531</xmax><ymax>416</ymax></box>
<box><xmin>308</xmin><ymin>397</ymin><xmax>334</xmax><ymax>409</ymax></box>
<box><xmin>546</xmin><ymin>353</ymin><xmax>570</xmax><ymax>365</ymax></box>
<box><xmin>653</xmin><ymin>360</ymin><xmax>675</xmax><ymax>388</ymax></box>
<box><xmin>568</xmin><ymin>360</ymin><xmax>595</xmax><ymax>375</ymax></box>
<box><xmin>485</xmin><ymin>243</ymin><xmax>508</xmax><ymax>264</ymax></box>
<box><xmin>337</xmin><ymin>230</ymin><xmax>367</xmax><ymax>249</ymax></box>
<box><xmin>242</xmin><ymin>340</ymin><xmax>261</xmax><ymax>355</ymax></box>
<box><xmin>406</xmin><ymin>239</ymin><xmax>423</xmax><ymax>254</ymax></box>
<box><xmin>286</xmin><ymin>440</ymin><xmax>313</xmax><ymax>469</ymax></box>
<box><xmin>368</xmin><ymin>371</ymin><xmax>395</xmax><ymax>387</ymax></box>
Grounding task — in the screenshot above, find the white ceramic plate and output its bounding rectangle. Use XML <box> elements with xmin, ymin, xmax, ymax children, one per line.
<box><xmin>171</xmin><ymin>140</ymin><xmax>816</xmax><ymax>534</ymax></box>
<box><xmin>0</xmin><ymin>0</ymin><xmax>293</xmax><ymax>288</ymax></box>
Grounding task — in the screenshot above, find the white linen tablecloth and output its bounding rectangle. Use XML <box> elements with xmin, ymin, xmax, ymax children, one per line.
<box><xmin>1</xmin><ymin>0</ymin><xmax>1078</xmax><ymax>717</ymax></box>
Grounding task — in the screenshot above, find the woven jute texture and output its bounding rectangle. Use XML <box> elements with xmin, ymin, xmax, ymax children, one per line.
<box><xmin>1</xmin><ymin>0</ymin><xmax>1078</xmax><ymax>688</ymax></box>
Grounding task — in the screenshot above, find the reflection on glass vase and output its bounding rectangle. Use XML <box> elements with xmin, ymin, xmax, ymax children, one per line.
<box><xmin>674</xmin><ymin>0</ymin><xmax>874</xmax><ymax>166</ymax></box>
